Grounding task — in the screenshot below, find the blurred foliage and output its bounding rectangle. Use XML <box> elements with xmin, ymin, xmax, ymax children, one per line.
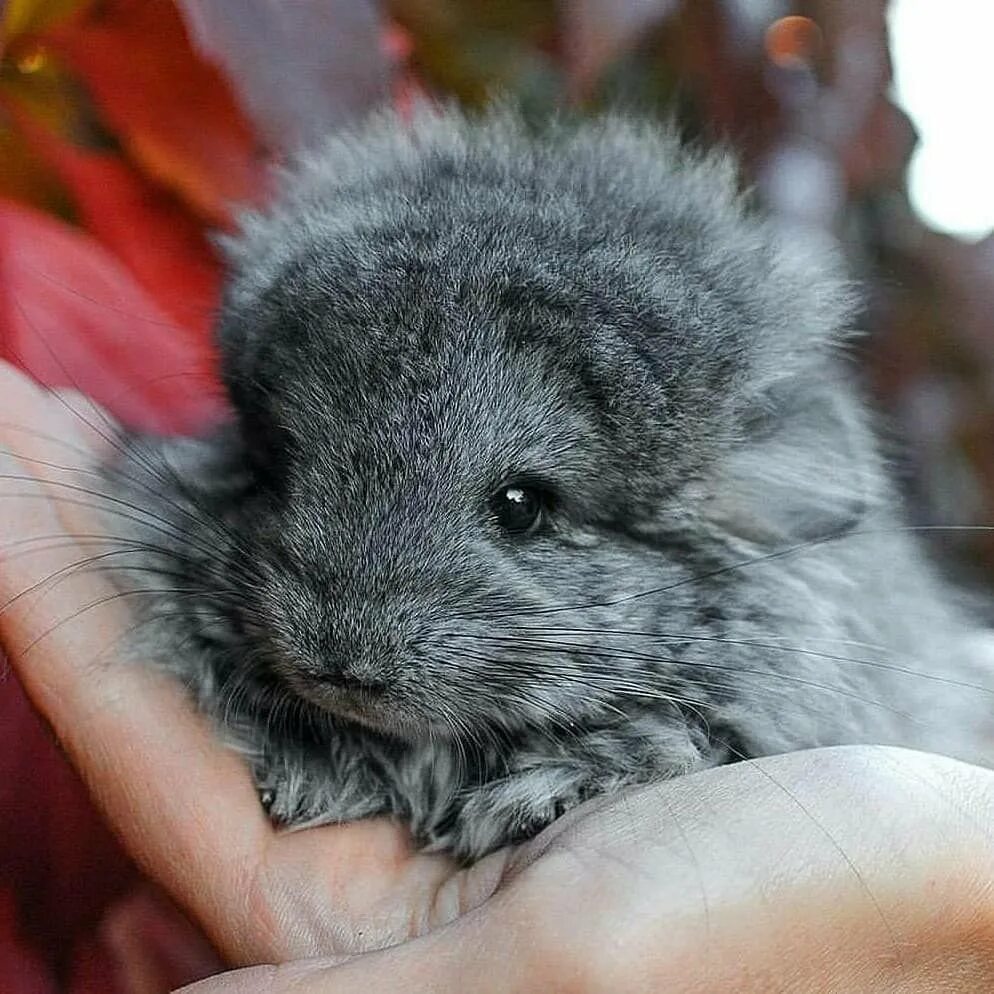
<box><xmin>0</xmin><ymin>0</ymin><xmax>990</xmax><ymax>577</ymax></box>
<box><xmin>390</xmin><ymin>0</ymin><xmax>562</xmax><ymax>109</ymax></box>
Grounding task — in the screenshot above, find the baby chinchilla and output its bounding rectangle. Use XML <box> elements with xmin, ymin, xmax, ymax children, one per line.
<box><xmin>100</xmin><ymin>106</ymin><xmax>994</xmax><ymax>860</ymax></box>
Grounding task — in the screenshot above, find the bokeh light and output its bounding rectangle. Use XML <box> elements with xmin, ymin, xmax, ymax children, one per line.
<box><xmin>764</xmin><ymin>15</ymin><xmax>822</xmax><ymax>70</ymax></box>
<box><xmin>890</xmin><ymin>0</ymin><xmax>994</xmax><ymax>241</ymax></box>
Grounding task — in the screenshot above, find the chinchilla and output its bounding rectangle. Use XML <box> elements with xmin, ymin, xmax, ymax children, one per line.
<box><xmin>98</xmin><ymin>105</ymin><xmax>994</xmax><ymax>860</ymax></box>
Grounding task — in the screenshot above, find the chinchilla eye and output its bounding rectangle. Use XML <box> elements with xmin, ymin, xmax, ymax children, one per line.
<box><xmin>490</xmin><ymin>484</ymin><xmax>544</xmax><ymax>535</ymax></box>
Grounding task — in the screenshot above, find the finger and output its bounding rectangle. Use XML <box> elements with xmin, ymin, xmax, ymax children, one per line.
<box><xmin>252</xmin><ymin>828</ymin><xmax>508</xmax><ymax>961</ymax></box>
<box><xmin>0</xmin><ymin>363</ymin><xmax>274</xmax><ymax>959</ymax></box>
<box><xmin>0</xmin><ymin>451</ymin><xmax>273</xmax><ymax>957</ymax></box>
<box><xmin>0</xmin><ymin>367</ymin><xmax>120</xmax><ymax>467</ymax></box>
<box><xmin>47</xmin><ymin>384</ymin><xmax>126</xmax><ymax>458</ymax></box>
<box><xmin>0</xmin><ymin>362</ymin><xmax>477</xmax><ymax>965</ymax></box>
<box><xmin>175</xmin><ymin>912</ymin><xmax>522</xmax><ymax>994</ymax></box>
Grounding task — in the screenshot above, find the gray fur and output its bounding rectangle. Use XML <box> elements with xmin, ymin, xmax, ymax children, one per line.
<box><xmin>100</xmin><ymin>106</ymin><xmax>994</xmax><ymax>861</ymax></box>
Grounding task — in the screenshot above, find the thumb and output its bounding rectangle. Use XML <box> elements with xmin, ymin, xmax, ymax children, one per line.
<box><xmin>175</xmin><ymin>912</ymin><xmax>528</xmax><ymax>994</ymax></box>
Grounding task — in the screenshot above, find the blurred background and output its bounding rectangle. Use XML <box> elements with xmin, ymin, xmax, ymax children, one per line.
<box><xmin>1</xmin><ymin>1</ymin><xmax>992</xmax><ymax>990</ymax></box>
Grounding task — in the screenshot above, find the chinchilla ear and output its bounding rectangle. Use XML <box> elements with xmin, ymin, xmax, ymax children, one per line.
<box><xmin>697</xmin><ymin>371</ymin><xmax>882</xmax><ymax>545</ymax></box>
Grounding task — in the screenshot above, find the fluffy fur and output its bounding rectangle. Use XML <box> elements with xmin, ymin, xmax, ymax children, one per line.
<box><xmin>101</xmin><ymin>107</ymin><xmax>994</xmax><ymax>860</ymax></box>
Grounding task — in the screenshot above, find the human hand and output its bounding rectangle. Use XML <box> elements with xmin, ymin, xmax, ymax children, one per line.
<box><xmin>2</xmin><ymin>360</ymin><xmax>994</xmax><ymax>993</ymax></box>
<box><xmin>181</xmin><ymin>743</ymin><xmax>994</xmax><ymax>993</ymax></box>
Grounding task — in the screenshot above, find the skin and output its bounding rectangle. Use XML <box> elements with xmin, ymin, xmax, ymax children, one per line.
<box><xmin>2</xmin><ymin>360</ymin><xmax>994</xmax><ymax>992</ymax></box>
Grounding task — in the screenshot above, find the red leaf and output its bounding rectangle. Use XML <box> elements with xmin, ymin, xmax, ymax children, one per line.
<box><xmin>0</xmin><ymin>199</ymin><xmax>225</xmax><ymax>434</ymax></box>
<box><xmin>47</xmin><ymin>0</ymin><xmax>268</xmax><ymax>225</ymax></box>
<box><xmin>7</xmin><ymin>109</ymin><xmax>223</xmax><ymax>335</ymax></box>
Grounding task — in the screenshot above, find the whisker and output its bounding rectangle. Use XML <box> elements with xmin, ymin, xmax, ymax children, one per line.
<box><xmin>16</xmin><ymin>587</ymin><xmax>227</xmax><ymax>656</ymax></box>
<box><xmin>463</xmin><ymin>524</ymin><xmax>994</xmax><ymax>623</ymax></box>
<box><xmin>504</xmin><ymin>626</ymin><xmax>994</xmax><ymax>698</ymax></box>
<box><xmin>15</xmin><ymin>260</ymin><xmax>215</xmax><ymax>329</ymax></box>
<box><xmin>0</xmin><ymin>441</ymin><xmax>240</xmax><ymax>555</ymax></box>
<box><xmin>437</xmin><ymin>640</ymin><xmax>784</xmax><ymax>727</ymax></box>
<box><xmin>454</xmin><ymin>634</ymin><xmax>917</xmax><ymax>723</ymax></box>
<box><xmin>0</xmin><ymin>474</ymin><xmax>229</xmax><ymax>562</ymax></box>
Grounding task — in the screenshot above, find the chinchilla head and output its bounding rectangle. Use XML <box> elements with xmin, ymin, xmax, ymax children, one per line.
<box><xmin>194</xmin><ymin>106</ymin><xmax>878</xmax><ymax>744</ymax></box>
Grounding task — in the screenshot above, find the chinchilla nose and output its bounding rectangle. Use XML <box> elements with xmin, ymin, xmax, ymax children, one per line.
<box><xmin>308</xmin><ymin>601</ymin><xmax>410</xmax><ymax>691</ymax></box>
<box><xmin>316</xmin><ymin>665</ymin><xmax>390</xmax><ymax>694</ymax></box>
<box><xmin>317</xmin><ymin>634</ymin><xmax>398</xmax><ymax>691</ymax></box>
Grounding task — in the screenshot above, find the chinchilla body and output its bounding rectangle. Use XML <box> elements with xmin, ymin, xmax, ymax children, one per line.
<box><xmin>102</xmin><ymin>107</ymin><xmax>994</xmax><ymax>859</ymax></box>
